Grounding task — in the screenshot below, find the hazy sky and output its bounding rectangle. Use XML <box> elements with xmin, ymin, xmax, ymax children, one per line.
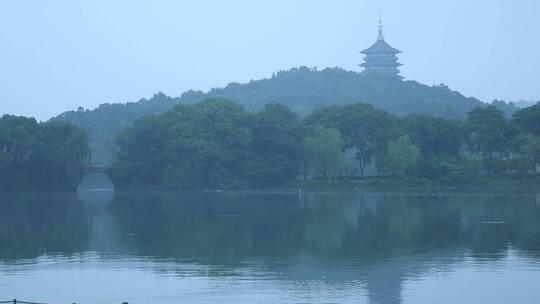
<box><xmin>1</xmin><ymin>0</ymin><xmax>539</xmax><ymax>120</ymax></box>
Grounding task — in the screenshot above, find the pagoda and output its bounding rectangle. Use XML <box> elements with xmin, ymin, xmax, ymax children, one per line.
<box><xmin>360</xmin><ymin>17</ymin><xmax>402</xmax><ymax>78</ymax></box>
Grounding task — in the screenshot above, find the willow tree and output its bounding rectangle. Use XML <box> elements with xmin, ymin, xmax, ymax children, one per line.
<box><xmin>303</xmin><ymin>128</ymin><xmax>346</xmax><ymax>178</ymax></box>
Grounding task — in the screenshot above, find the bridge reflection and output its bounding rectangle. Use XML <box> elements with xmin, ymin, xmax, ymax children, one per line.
<box><xmin>78</xmin><ymin>168</ymin><xmax>114</xmax><ymax>191</ymax></box>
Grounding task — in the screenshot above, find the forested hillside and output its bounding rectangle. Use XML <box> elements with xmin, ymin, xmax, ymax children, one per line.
<box><xmin>53</xmin><ymin>93</ymin><xmax>180</xmax><ymax>165</ymax></box>
<box><xmin>53</xmin><ymin>67</ymin><xmax>518</xmax><ymax>165</ymax></box>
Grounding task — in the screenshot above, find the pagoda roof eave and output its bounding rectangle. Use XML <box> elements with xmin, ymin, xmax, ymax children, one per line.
<box><xmin>361</xmin><ymin>50</ymin><xmax>402</xmax><ymax>55</ymax></box>
<box><xmin>359</xmin><ymin>63</ymin><xmax>403</xmax><ymax>67</ymax></box>
<box><xmin>361</xmin><ymin>39</ymin><xmax>401</xmax><ymax>54</ymax></box>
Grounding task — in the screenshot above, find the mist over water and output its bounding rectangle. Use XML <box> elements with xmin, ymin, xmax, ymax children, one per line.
<box><xmin>1</xmin><ymin>191</ymin><xmax>539</xmax><ymax>303</ymax></box>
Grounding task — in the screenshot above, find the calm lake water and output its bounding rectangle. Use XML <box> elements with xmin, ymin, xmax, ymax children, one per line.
<box><xmin>1</xmin><ymin>190</ymin><xmax>540</xmax><ymax>304</ymax></box>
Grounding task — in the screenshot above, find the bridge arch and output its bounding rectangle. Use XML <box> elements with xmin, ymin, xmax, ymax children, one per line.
<box><xmin>83</xmin><ymin>165</ymin><xmax>111</xmax><ymax>175</ymax></box>
<box><xmin>78</xmin><ymin>166</ymin><xmax>114</xmax><ymax>191</ymax></box>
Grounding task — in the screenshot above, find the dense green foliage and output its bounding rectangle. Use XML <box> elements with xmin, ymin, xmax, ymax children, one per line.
<box><xmin>112</xmin><ymin>99</ymin><xmax>305</xmax><ymax>189</ymax></box>
<box><xmin>53</xmin><ymin>67</ymin><xmax>519</xmax><ymax>165</ymax></box>
<box><xmin>111</xmin><ymin>98</ymin><xmax>539</xmax><ymax>189</ymax></box>
<box><xmin>513</xmin><ymin>102</ymin><xmax>540</xmax><ymax>135</ymax></box>
<box><xmin>244</xmin><ymin>103</ymin><xmax>305</xmax><ymax>186</ymax></box>
<box><xmin>306</xmin><ymin>102</ymin><xmax>398</xmax><ymax>176</ymax></box>
<box><xmin>303</xmin><ymin>128</ymin><xmax>347</xmax><ymax>178</ymax></box>
<box><xmin>384</xmin><ymin>135</ymin><xmax>420</xmax><ymax>177</ymax></box>
<box><xmin>0</xmin><ymin>115</ymin><xmax>89</xmax><ymax>191</ymax></box>
<box><xmin>467</xmin><ymin>106</ymin><xmax>512</xmax><ymax>160</ymax></box>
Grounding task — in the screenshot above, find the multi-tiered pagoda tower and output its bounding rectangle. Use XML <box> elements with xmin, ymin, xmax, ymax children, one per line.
<box><xmin>360</xmin><ymin>17</ymin><xmax>402</xmax><ymax>78</ymax></box>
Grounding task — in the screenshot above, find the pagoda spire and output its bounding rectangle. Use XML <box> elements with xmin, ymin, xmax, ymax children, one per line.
<box><xmin>378</xmin><ymin>13</ymin><xmax>384</xmax><ymax>41</ymax></box>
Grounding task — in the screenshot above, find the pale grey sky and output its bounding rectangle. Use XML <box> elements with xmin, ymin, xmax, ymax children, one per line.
<box><xmin>1</xmin><ymin>0</ymin><xmax>539</xmax><ymax>120</ymax></box>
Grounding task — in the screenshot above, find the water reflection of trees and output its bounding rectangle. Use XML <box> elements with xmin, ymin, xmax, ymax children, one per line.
<box><xmin>1</xmin><ymin>191</ymin><xmax>538</xmax><ymax>303</ymax></box>
<box><xmin>0</xmin><ymin>193</ymin><xmax>90</xmax><ymax>261</ymax></box>
<box><xmin>109</xmin><ymin>192</ymin><xmax>540</xmax><ymax>262</ymax></box>
<box><xmin>108</xmin><ymin>192</ymin><xmax>538</xmax><ymax>304</ymax></box>
<box><xmin>1</xmin><ymin>191</ymin><xmax>537</xmax><ymax>262</ymax></box>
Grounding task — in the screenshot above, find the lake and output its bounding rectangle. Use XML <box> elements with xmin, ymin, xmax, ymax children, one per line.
<box><xmin>1</xmin><ymin>190</ymin><xmax>539</xmax><ymax>304</ymax></box>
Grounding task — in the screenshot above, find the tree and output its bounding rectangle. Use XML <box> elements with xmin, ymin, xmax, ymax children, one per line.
<box><xmin>112</xmin><ymin>98</ymin><xmax>253</xmax><ymax>189</ymax></box>
<box><xmin>112</xmin><ymin>114</ymin><xmax>168</xmax><ymax>187</ymax></box>
<box><xmin>400</xmin><ymin>114</ymin><xmax>466</xmax><ymax>179</ymax></box>
<box><xmin>162</xmin><ymin>99</ymin><xmax>252</xmax><ymax>188</ymax></box>
<box><xmin>466</xmin><ymin>106</ymin><xmax>511</xmax><ymax>162</ymax></box>
<box><xmin>512</xmin><ymin>102</ymin><xmax>540</xmax><ymax>135</ymax></box>
<box><xmin>384</xmin><ymin>135</ymin><xmax>420</xmax><ymax>177</ymax></box>
<box><xmin>443</xmin><ymin>156</ymin><xmax>486</xmax><ymax>185</ymax></box>
<box><xmin>307</xmin><ymin>102</ymin><xmax>397</xmax><ymax>176</ymax></box>
<box><xmin>303</xmin><ymin>128</ymin><xmax>346</xmax><ymax>178</ymax></box>
<box><xmin>342</xmin><ymin>103</ymin><xmax>398</xmax><ymax>175</ymax></box>
<box><xmin>0</xmin><ymin>115</ymin><xmax>89</xmax><ymax>192</ymax></box>
<box><xmin>244</xmin><ymin>103</ymin><xmax>305</xmax><ymax>186</ymax></box>
<box><xmin>400</xmin><ymin>113</ymin><xmax>464</xmax><ymax>160</ymax></box>
<box><xmin>517</xmin><ymin>134</ymin><xmax>540</xmax><ymax>172</ymax></box>
<box><xmin>37</xmin><ymin>121</ymin><xmax>90</xmax><ymax>190</ymax></box>
<box><xmin>0</xmin><ymin>115</ymin><xmax>39</xmax><ymax>191</ymax></box>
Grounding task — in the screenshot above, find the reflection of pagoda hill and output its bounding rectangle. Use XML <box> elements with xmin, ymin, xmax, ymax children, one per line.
<box><xmin>272</xmin><ymin>248</ymin><xmax>466</xmax><ymax>304</ymax></box>
<box><xmin>108</xmin><ymin>191</ymin><xmax>539</xmax><ymax>303</ymax></box>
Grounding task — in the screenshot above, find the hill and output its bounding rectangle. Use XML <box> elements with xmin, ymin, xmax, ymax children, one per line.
<box><xmin>52</xmin><ymin>67</ymin><xmax>517</xmax><ymax>164</ymax></box>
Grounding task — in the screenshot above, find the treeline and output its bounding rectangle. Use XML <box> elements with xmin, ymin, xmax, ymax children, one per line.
<box><xmin>54</xmin><ymin>67</ymin><xmax>520</xmax><ymax>165</ymax></box>
<box><xmin>0</xmin><ymin>115</ymin><xmax>89</xmax><ymax>191</ymax></box>
<box><xmin>111</xmin><ymin>98</ymin><xmax>540</xmax><ymax>189</ymax></box>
